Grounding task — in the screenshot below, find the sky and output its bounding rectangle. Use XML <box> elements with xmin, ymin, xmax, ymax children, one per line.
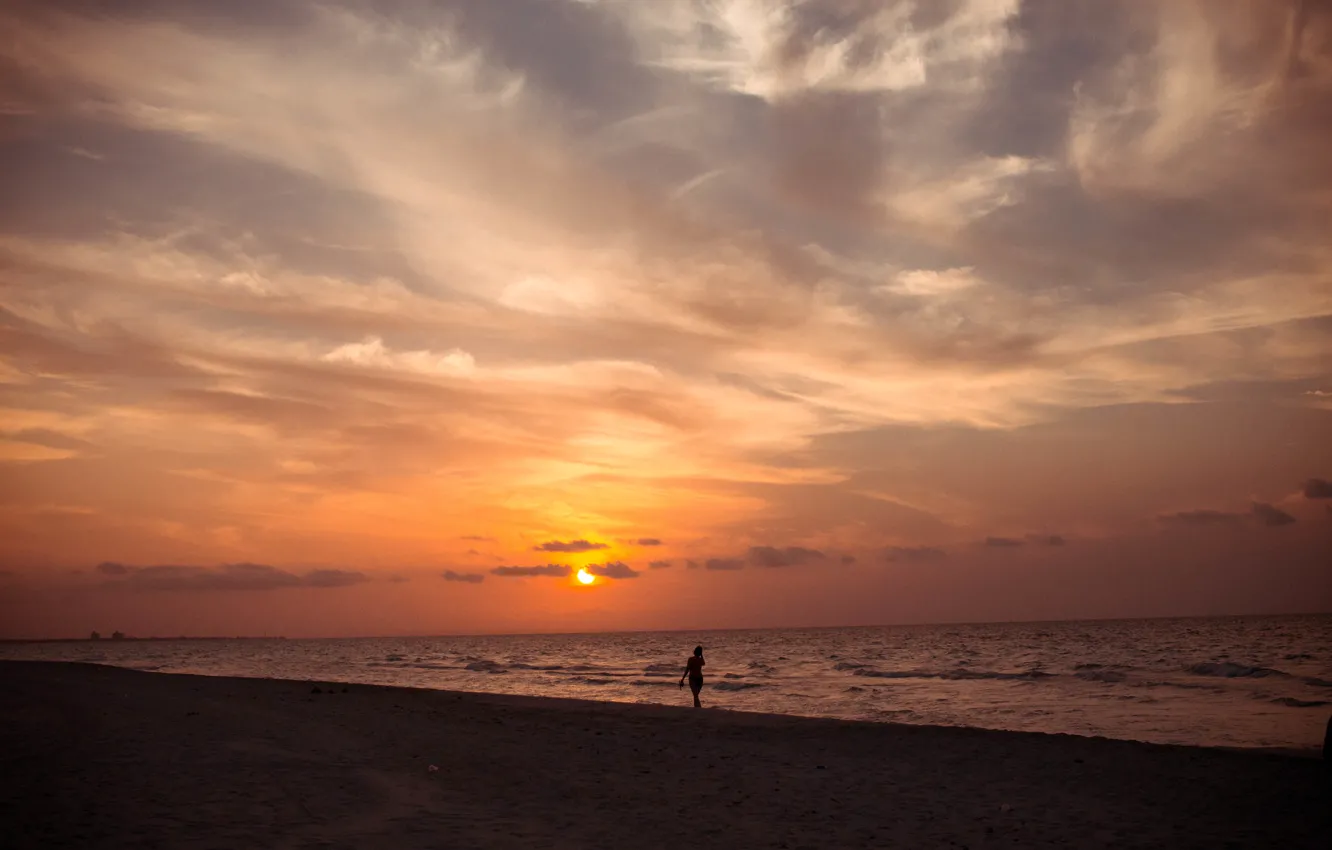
<box><xmin>0</xmin><ymin>0</ymin><xmax>1329</xmax><ymax>638</ymax></box>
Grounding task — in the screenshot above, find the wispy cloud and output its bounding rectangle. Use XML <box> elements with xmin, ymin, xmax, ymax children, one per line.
<box><xmin>442</xmin><ymin>570</ymin><xmax>485</xmax><ymax>584</ymax></box>
<box><xmin>533</xmin><ymin>539</ymin><xmax>609</xmax><ymax>553</ymax></box>
<box><xmin>491</xmin><ymin>564</ymin><xmax>571</xmax><ymax>578</ymax></box>
<box><xmin>98</xmin><ymin>562</ymin><xmax>368</xmax><ymax>592</ymax></box>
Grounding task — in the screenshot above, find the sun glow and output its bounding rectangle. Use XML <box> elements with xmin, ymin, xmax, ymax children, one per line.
<box><xmin>575</xmin><ymin>568</ymin><xmax>595</xmax><ymax>585</ymax></box>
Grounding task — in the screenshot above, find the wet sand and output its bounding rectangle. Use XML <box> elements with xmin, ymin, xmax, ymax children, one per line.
<box><xmin>2</xmin><ymin>661</ymin><xmax>1327</xmax><ymax>849</ymax></box>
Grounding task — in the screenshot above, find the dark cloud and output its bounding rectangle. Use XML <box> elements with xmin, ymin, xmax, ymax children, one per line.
<box><xmin>840</xmin><ymin>554</ymin><xmax>856</xmax><ymax>565</ymax></box>
<box><xmin>768</xmin><ymin>90</ymin><xmax>889</xmax><ymax>220</ymax></box>
<box><xmin>984</xmin><ymin>537</ymin><xmax>1026</xmax><ymax>548</ymax></box>
<box><xmin>884</xmin><ymin>546</ymin><xmax>947</xmax><ymax>562</ymax></box>
<box><xmin>101</xmin><ymin>562</ymin><xmax>368</xmax><ymax>591</ymax></box>
<box><xmin>685</xmin><ymin>559</ymin><xmax>701</xmax><ymax>569</ymax></box>
<box><xmin>441</xmin><ymin>570</ymin><xmax>485</xmax><ymax>584</ymax></box>
<box><xmin>1026</xmin><ymin>534</ymin><xmax>1067</xmax><ymax>546</ymax></box>
<box><xmin>431</xmin><ymin>0</ymin><xmax>657</xmax><ymax>124</ymax></box>
<box><xmin>302</xmin><ymin>569</ymin><xmax>366</xmax><ymax>588</ymax></box>
<box><xmin>1158</xmin><ymin>509</ymin><xmax>1245</xmax><ymax>527</ymax></box>
<box><xmin>648</xmin><ymin>560</ymin><xmax>672</xmax><ymax>569</ymax></box>
<box><xmin>1158</xmin><ymin>503</ymin><xmax>1298</xmax><ymax>529</ymax></box>
<box><xmin>491</xmin><ymin>564</ymin><xmax>571</xmax><ymax>578</ymax></box>
<box><xmin>532</xmin><ymin>539</ymin><xmax>608</xmax><ymax>553</ymax></box>
<box><xmin>705</xmin><ymin>558</ymin><xmax>745</xmax><ymax>571</ymax></box>
<box><xmin>1251</xmin><ymin>502</ymin><xmax>1297</xmax><ymax>528</ymax></box>
<box><xmin>585</xmin><ymin>561</ymin><xmax>639</xmax><ymax>579</ymax></box>
<box><xmin>636</xmin><ymin>538</ymin><xmax>663</xmax><ymax>546</ymax></box>
<box><xmin>460</xmin><ymin>535</ymin><xmax>495</xmax><ymax>542</ymax></box>
<box><xmin>1303</xmin><ymin>478</ymin><xmax>1332</xmax><ymax>499</ymax></box>
<box><xmin>747</xmin><ymin>545</ymin><xmax>827</xmax><ymax>567</ymax></box>
<box><xmin>2</xmin><ymin>428</ymin><xmax>93</xmax><ymax>452</ymax></box>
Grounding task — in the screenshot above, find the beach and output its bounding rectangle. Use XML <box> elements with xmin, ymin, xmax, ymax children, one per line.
<box><xmin>2</xmin><ymin>661</ymin><xmax>1327</xmax><ymax>849</ymax></box>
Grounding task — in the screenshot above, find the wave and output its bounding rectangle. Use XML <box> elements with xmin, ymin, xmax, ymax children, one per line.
<box><xmin>362</xmin><ymin>660</ymin><xmax>457</xmax><ymax>670</ymax></box>
<box><xmin>1075</xmin><ymin>669</ymin><xmax>1127</xmax><ymax>684</ymax></box>
<box><xmin>642</xmin><ymin>662</ymin><xmax>679</xmax><ymax>674</ymax></box>
<box><xmin>850</xmin><ymin>666</ymin><xmax>1052</xmax><ymax>682</ymax></box>
<box><xmin>1185</xmin><ymin>662</ymin><xmax>1288</xmax><ymax>679</ymax></box>
<box><xmin>713</xmin><ymin>681</ymin><xmax>763</xmax><ymax>691</ymax></box>
<box><xmin>509</xmin><ymin>662</ymin><xmax>565</xmax><ymax>671</ymax></box>
<box><xmin>464</xmin><ymin>660</ymin><xmax>508</xmax><ymax>674</ymax></box>
<box><xmin>1270</xmin><ymin>697</ymin><xmax>1329</xmax><ymax>708</ymax></box>
<box><xmin>851</xmin><ymin>668</ymin><xmax>917</xmax><ymax>679</ymax></box>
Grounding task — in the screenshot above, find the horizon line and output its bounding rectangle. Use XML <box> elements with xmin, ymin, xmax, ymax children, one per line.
<box><xmin>4</xmin><ymin>608</ymin><xmax>1329</xmax><ymax>644</ymax></box>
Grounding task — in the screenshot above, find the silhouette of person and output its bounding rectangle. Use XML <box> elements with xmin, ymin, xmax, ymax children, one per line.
<box><xmin>679</xmin><ymin>645</ymin><xmax>705</xmax><ymax>708</ymax></box>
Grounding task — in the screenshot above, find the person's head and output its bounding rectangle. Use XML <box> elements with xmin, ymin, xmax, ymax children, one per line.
<box><xmin>694</xmin><ymin>645</ymin><xmax>703</xmax><ymax>657</ymax></box>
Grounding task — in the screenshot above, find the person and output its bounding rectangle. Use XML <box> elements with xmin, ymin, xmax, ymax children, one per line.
<box><xmin>679</xmin><ymin>645</ymin><xmax>705</xmax><ymax>708</ymax></box>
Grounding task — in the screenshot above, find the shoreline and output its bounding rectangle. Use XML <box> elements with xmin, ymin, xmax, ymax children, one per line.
<box><xmin>30</xmin><ymin>660</ymin><xmax>1332</xmax><ymax>759</ymax></box>
<box><xmin>3</xmin><ymin>660</ymin><xmax>1328</xmax><ymax>849</ymax></box>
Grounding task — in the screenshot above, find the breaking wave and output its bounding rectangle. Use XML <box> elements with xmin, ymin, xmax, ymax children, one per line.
<box><xmin>1185</xmin><ymin>662</ymin><xmax>1288</xmax><ymax>679</ymax></box>
<box><xmin>848</xmin><ymin>666</ymin><xmax>1052</xmax><ymax>682</ymax></box>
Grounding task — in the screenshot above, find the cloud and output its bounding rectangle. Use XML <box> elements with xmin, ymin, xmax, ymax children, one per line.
<box><xmin>984</xmin><ymin>537</ymin><xmax>1026</xmax><ymax>548</ymax></box>
<box><xmin>491</xmin><ymin>564</ymin><xmax>571</xmax><ymax>578</ymax></box>
<box><xmin>303</xmin><ymin>569</ymin><xmax>367</xmax><ymax>588</ymax></box>
<box><xmin>1157</xmin><ymin>503</ymin><xmax>1297</xmax><ymax>529</ymax></box>
<box><xmin>1251</xmin><ymin>502</ymin><xmax>1297</xmax><ymax>528</ymax></box>
<box><xmin>1157</xmin><ymin>510</ymin><xmax>1245</xmax><ymax>527</ymax></box>
<box><xmin>0</xmin><ymin>0</ymin><xmax>1328</xmax><ymax>635</ymax></box>
<box><xmin>100</xmin><ymin>562</ymin><xmax>368</xmax><ymax>591</ymax></box>
<box><xmin>884</xmin><ymin>546</ymin><xmax>948</xmax><ymax>563</ymax></box>
<box><xmin>635</xmin><ymin>538</ymin><xmax>663</xmax><ymax>546</ymax></box>
<box><xmin>460</xmin><ymin>535</ymin><xmax>495</xmax><ymax>542</ymax></box>
<box><xmin>747</xmin><ymin>545</ymin><xmax>827</xmax><ymax>567</ymax></box>
<box><xmin>1026</xmin><ymin>534</ymin><xmax>1067</xmax><ymax>546</ymax></box>
<box><xmin>704</xmin><ymin>558</ymin><xmax>745</xmax><ymax>571</ymax></box>
<box><xmin>840</xmin><ymin>554</ymin><xmax>856</xmax><ymax>565</ymax></box>
<box><xmin>441</xmin><ymin>570</ymin><xmax>485</xmax><ymax>584</ymax></box>
<box><xmin>648</xmin><ymin>560</ymin><xmax>672</xmax><ymax>569</ymax></box>
<box><xmin>533</xmin><ymin>539</ymin><xmax>609</xmax><ymax>553</ymax></box>
<box><xmin>585</xmin><ymin>561</ymin><xmax>640</xmax><ymax>579</ymax></box>
<box><xmin>1303</xmin><ymin>478</ymin><xmax>1332</xmax><ymax>499</ymax></box>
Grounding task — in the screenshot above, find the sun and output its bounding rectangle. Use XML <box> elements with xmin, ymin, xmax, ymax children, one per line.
<box><xmin>575</xmin><ymin>568</ymin><xmax>595</xmax><ymax>585</ymax></box>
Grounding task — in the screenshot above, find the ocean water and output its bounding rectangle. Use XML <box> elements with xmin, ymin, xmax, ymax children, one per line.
<box><xmin>4</xmin><ymin>615</ymin><xmax>1330</xmax><ymax>752</ymax></box>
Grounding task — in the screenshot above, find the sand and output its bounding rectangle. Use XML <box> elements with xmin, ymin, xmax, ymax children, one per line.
<box><xmin>2</xmin><ymin>661</ymin><xmax>1327</xmax><ymax>849</ymax></box>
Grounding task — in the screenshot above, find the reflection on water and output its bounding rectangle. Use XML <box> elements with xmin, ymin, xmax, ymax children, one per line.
<box><xmin>5</xmin><ymin>614</ymin><xmax>1329</xmax><ymax>751</ymax></box>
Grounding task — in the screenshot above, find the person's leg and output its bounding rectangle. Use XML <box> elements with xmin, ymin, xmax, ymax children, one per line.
<box><xmin>690</xmin><ymin>680</ymin><xmax>702</xmax><ymax>708</ymax></box>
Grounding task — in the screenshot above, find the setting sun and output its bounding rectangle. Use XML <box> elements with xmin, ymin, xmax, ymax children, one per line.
<box><xmin>575</xmin><ymin>569</ymin><xmax>595</xmax><ymax>586</ymax></box>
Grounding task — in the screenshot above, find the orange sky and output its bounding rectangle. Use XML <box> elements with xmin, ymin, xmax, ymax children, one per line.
<box><xmin>1</xmin><ymin>0</ymin><xmax>1330</xmax><ymax>638</ymax></box>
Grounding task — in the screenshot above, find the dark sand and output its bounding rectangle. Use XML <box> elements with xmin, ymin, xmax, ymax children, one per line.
<box><xmin>2</xmin><ymin>661</ymin><xmax>1328</xmax><ymax>849</ymax></box>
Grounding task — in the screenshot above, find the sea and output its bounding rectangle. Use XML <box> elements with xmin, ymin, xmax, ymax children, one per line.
<box><xmin>4</xmin><ymin>614</ymin><xmax>1330</xmax><ymax>752</ymax></box>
